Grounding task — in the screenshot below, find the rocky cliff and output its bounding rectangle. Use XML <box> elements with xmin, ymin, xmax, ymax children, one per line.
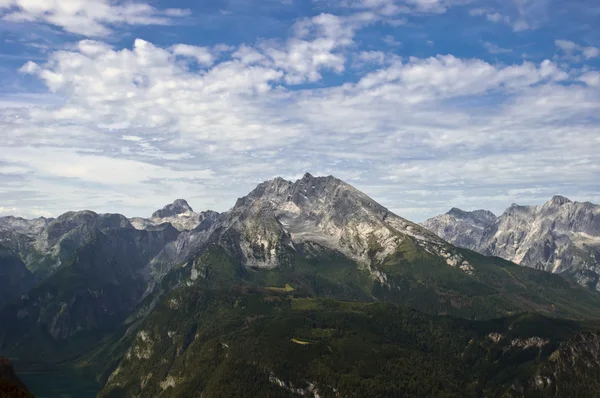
<box><xmin>422</xmin><ymin>196</ymin><xmax>600</xmax><ymax>292</ymax></box>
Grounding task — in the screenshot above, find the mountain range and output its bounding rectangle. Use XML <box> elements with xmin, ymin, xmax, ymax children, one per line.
<box><xmin>422</xmin><ymin>196</ymin><xmax>600</xmax><ymax>293</ymax></box>
<box><xmin>1</xmin><ymin>174</ymin><xmax>600</xmax><ymax>397</ymax></box>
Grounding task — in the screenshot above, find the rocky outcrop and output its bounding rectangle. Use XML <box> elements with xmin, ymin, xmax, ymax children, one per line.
<box><xmin>422</xmin><ymin>196</ymin><xmax>600</xmax><ymax>292</ymax></box>
<box><xmin>506</xmin><ymin>331</ymin><xmax>600</xmax><ymax>397</ymax></box>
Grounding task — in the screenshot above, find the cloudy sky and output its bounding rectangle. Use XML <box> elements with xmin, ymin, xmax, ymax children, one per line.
<box><xmin>0</xmin><ymin>0</ymin><xmax>599</xmax><ymax>221</ymax></box>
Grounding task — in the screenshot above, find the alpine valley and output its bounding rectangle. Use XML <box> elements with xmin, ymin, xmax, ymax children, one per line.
<box><xmin>1</xmin><ymin>174</ymin><xmax>600</xmax><ymax>397</ymax></box>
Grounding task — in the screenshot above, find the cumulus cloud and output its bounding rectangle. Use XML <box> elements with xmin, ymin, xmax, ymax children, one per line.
<box><xmin>260</xmin><ymin>13</ymin><xmax>357</xmax><ymax>84</ymax></box>
<box><xmin>0</xmin><ymin>0</ymin><xmax>190</xmax><ymax>36</ymax></box>
<box><xmin>1</xmin><ymin>3</ymin><xmax>600</xmax><ymax>220</ymax></box>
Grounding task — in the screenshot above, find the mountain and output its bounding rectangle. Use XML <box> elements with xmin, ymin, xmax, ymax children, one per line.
<box><xmin>130</xmin><ymin>200</ymin><xmax>220</xmax><ymax>232</ymax></box>
<box><xmin>206</xmin><ymin>173</ymin><xmax>467</xmax><ymax>270</ymax></box>
<box><xmin>0</xmin><ymin>199</ymin><xmax>219</xmax><ymax>352</ymax></box>
<box><xmin>2</xmin><ymin>175</ymin><xmax>600</xmax><ymax>397</ymax></box>
<box><xmin>0</xmin><ymin>357</ymin><xmax>33</xmax><ymax>397</ymax></box>
<box><xmin>0</xmin><ymin>211</ymin><xmax>180</xmax><ymax>348</ymax></box>
<box><xmin>2</xmin><ymin>176</ymin><xmax>600</xmax><ymax>350</ymax></box>
<box><xmin>146</xmin><ymin>174</ymin><xmax>600</xmax><ymax>320</ymax></box>
<box><xmin>422</xmin><ymin>196</ymin><xmax>600</xmax><ymax>292</ymax></box>
<box><xmin>423</xmin><ymin>208</ymin><xmax>497</xmax><ymax>249</ymax></box>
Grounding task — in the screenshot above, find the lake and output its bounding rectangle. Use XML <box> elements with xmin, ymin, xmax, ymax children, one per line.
<box><xmin>13</xmin><ymin>363</ymin><xmax>100</xmax><ymax>398</ymax></box>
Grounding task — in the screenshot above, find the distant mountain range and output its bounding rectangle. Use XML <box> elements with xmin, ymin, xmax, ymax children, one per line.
<box><xmin>1</xmin><ymin>175</ymin><xmax>600</xmax><ymax>397</ymax></box>
<box><xmin>422</xmin><ymin>196</ymin><xmax>600</xmax><ymax>293</ymax></box>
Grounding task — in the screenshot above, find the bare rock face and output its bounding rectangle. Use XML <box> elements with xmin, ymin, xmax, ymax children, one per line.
<box><xmin>208</xmin><ymin>173</ymin><xmax>469</xmax><ymax>272</ymax></box>
<box><xmin>422</xmin><ymin>196</ymin><xmax>600</xmax><ymax>292</ymax></box>
<box><xmin>152</xmin><ymin>199</ymin><xmax>193</xmax><ymax>219</ymax></box>
<box><xmin>422</xmin><ymin>208</ymin><xmax>497</xmax><ymax>250</ymax></box>
<box><xmin>0</xmin><ymin>216</ymin><xmax>52</xmax><ymax>237</ymax></box>
<box><xmin>130</xmin><ymin>200</ymin><xmax>219</xmax><ymax>232</ymax></box>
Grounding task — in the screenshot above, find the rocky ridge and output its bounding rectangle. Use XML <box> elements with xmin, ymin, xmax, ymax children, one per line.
<box><xmin>130</xmin><ymin>199</ymin><xmax>220</xmax><ymax>232</ymax></box>
<box><xmin>0</xmin><ymin>210</ymin><xmax>181</xmax><ymax>341</ymax></box>
<box><xmin>3</xmin><ymin>177</ymin><xmax>600</xmax><ymax>351</ymax></box>
<box><xmin>422</xmin><ymin>196</ymin><xmax>600</xmax><ymax>291</ymax></box>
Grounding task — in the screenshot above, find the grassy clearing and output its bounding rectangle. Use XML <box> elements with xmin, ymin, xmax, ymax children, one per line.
<box><xmin>265</xmin><ymin>284</ymin><xmax>295</xmax><ymax>293</ymax></box>
<box><xmin>290</xmin><ymin>338</ymin><xmax>311</xmax><ymax>345</ymax></box>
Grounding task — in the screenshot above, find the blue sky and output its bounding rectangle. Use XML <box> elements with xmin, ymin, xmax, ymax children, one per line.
<box><xmin>0</xmin><ymin>0</ymin><xmax>599</xmax><ymax>221</ymax></box>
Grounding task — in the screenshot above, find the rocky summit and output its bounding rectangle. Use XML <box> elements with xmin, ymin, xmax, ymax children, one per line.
<box><xmin>130</xmin><ymin>200</ymin><xmax>220</xmax><ymax>232</ymax></box>
<box><xmin>152</xmin><ymin>199</ymin><xmax>194</xmax><ymax>219</ymax></box>
<box><xmin>209</xmin><ymin>173</ymin><xmax>470</xmax><ymax>272</ymax></box>
<box><xmin>422</xmin><ymin>196</ymin><xmax>600</xmax><ymax>292</ymax></box>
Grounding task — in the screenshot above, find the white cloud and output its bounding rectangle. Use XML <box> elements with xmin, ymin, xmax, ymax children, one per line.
<box><xmin>171</xmin><ymin>44</ymin><xmax>215</xmax><ymax>67</ymax></box>
<box><xmin>259</xmin><ymin>13</ymin><xmax>358</xmax><ymax>84</ymax></box>
<box><xmin>482</xmin><ymin>41</ymin><xmax>512</xmax><ymax>54</ymax></box>
<box><xmin>469</xmin><ymin>8</ymin><xmax>511</xmax><ymax>25</ymax></box>
<box><xmin>338</xmin><ymin>0</ymin><xmax>463</xmax><ymax>14</ymax></box>
<box><xmin>1</xmin><ymin>6</ymin><xmax>600</xmax><ymax>221</ymax></box>
<box><xmin>555</xmin><ymin>39</ymin><xmax>600</xmax><ymax>61</ymax></box>
<box><xmin>0</xmin><ymin>0</ymin><xmax>189</xmax><ymax>37</ymax></box>
<box><xmin>355</xmin><ymin>51</ymin><xmax>387</xmax><ymax>66</ymax></box>
<box><xmin>583</xmin><ymin>47</ymin><xmax>600</xmax><ymax>59</ymax></box>
<box><xmin>555</xmin><ymin>39</ymin><xmax>578</xmax><ymax>52</ymax></box>
<box><xmin>579</xmin><ymin>72</ymin><xmax>600</xmax><ymax>88</ymax></box>
<box><xmin>0</xmin><ymin>207</ymin><xmax>18</xmax><ymax>215</ymax></box>
<box><xmin>1</xmin><ymin>146</ymin><xmax>214</xmax><ymax>185</ymax></box>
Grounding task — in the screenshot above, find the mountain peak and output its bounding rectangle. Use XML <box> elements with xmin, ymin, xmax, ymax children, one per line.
<box><xmin>172</xmin><ymin>199</ymin><xmax>191</xmax><ymax>208</ymax></box>
<box><xmin>222</xmin><ymin>173</ymin><xmax>459</xmax><ymax>270</ymax></box>
<box><xmin>152</xmin><ymin>199</ymin><xmax>193</xmax><ymax>219</ymax></box>
<box><xmin>447</xmin><ymin>207</ymin><xmax>467</xmax><ymax>217</ymax></box>
<box><xmin>446</xmin><ymin>208</ymin><xmax>497</xmax><ymax>223</ymax></box>
<box><xmin>548</xmin><ymin>195</ymin><xmax>572</xmax><ymax>206</ymax></box>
